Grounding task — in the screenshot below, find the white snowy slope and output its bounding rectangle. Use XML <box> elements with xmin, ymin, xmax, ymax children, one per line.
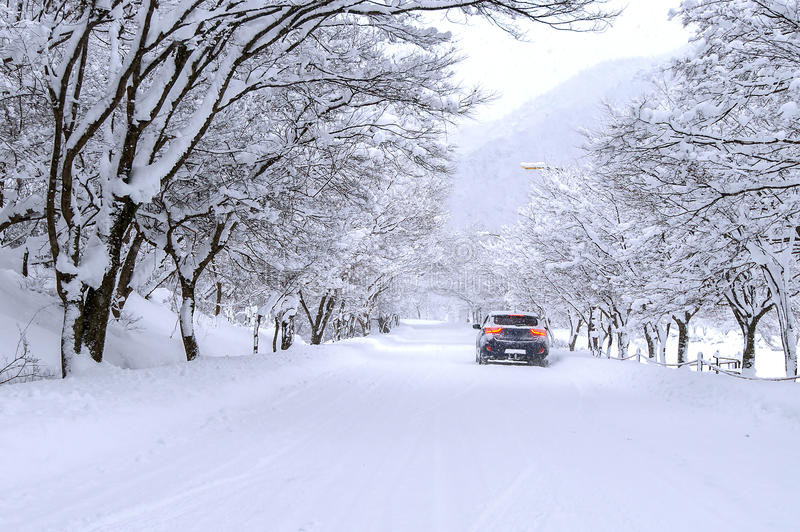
<box><xmin>0</xmin><ymin>252</ymin><xmax>276</xmax><ymax>372</ymax></box>
<box><xmin>2</xmin><ymin>320</ymin><xmax>798</xmax><ymax>532</ymax></box>
<box><xmin>449</xmin><ymin>56</ymin><xmax>661</xmax><ymax>229</ymax></box>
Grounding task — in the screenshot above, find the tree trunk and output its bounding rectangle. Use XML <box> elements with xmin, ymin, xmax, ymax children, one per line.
<box><xmin>21</xmin><ymin>248</ymin><xmax>28</xmax><ymax>277</ymax></box>
<box><xmin>612</xmin><ymin>306</ymin><xmax>630</xmax><ymax>359</ymax></box>
<box><xmin>60</xmin><ymin>299</ymin><xmax>83</xmax><ymax>378</ymax></box>
<box><xmin>214</xmin><ymin>281</ymin><xmax>223</xmax><ymax>317</ymax></box>
<box><xmin>741</xmin><ymin>321</ymin><xmax>758</xmax><ymax>376</ymax></box>
<box><xmin>725</xmin><ymin>283</ymin><xmax>773</xmax><ymax>377</ymax></box>
<box><xmin>776</xmin><ymin>305</ymin><xmax>797</xmax><ymax>377</ymax></box>
<box><xmin>764</xmin><ymin>268</ymin><xmax>798</xmax><ymax>377</ymax></box>
<box><xmin>603</xmin><ymin>320</ymin><xmax>613</xmax><ymax>358</ymax></box>
<box><xmin>253</xmin><ymin>313</ymin><xmax>262</xmax><ymax>355</ymax></box>
<box><xmin>568</xmin><ymin>314</ymin><xmax>583</xmax><ymax>352</ymax></box>
<box><xmin>657</xmin><ymin>321</ymin><xmax>670</xmax><ymax>365</ymax></box>
<box><xmin>51</xmin><ymin>215</ymin><xmax>84</xmax><ymax>376</ymax></box>
<box><xmin>80</xmin><ymin>200</ymin><xmax>138</xmax><ymax>362</ymax></box>
<box><xmin>112</xmin><ymin>229</ymin><xmax>144</xmax><ymax>319</ymax></box>
<box><xmin>568</xmin><ymin>330</ymin><xmax>580</xmax><ymax>351</ymax></box>
<box><xmin>272</xmin><ymin>316</ymin><xmax>280</xmax><ymax>352</ymax></box>
<box><xmin>616</xmin><ymin>329</ymin><xmax>628</xmax><ymax>359</ymax></box>
<box><xmin>748</xmin><ymin>238</ymin><xmax>798</xmax><ymax>377</ymax></box>
<box><xmin>179</xmin><ymin>278</ymin><xmax>199</xmax><ymax>361</ymax></box>
<box><xmin>643</xmin><ymin>323</ymin><xmax>657</xmax><ymax>359</ymax></box>
<box><xmin>587</xmin><ymin>307</ymin><xmax>600</xmax><ymax>355</ymax></box>
<box><xmin>280</xmin><ymin>314</ymin><xmax>294</xmax><ymax>350</ymax></box>
<box><xmin>332</xmin><ymin>316</ymin><xmax>342</xmax><ymax>341</ymax></box>
<box><xmin>673</xmin><ymin>316</ymin><xmax>688</xmax><ymax>365</ymax></box>
<box><xmin>672</xmin><ymin>311</ymin><xmax>695</xmax><ymax>365</ymax></box>
<box><xmin>81</xmin><ymin>284</ymin><xmax>113</xmax><ymax>363</ymax></box>
<box><xmin>299</xmin><ymin>291</ymin><xmax>336</xmax><ymax>345</ymax></box>
<box><xmin>378</xmin><ymin>314</ymin><xmax>392</xmax><ymax>334</ymax></box>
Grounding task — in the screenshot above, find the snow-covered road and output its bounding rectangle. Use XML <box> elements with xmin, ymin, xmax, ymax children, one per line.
<box><xmin>2</xmin><ymin>321</ymin><xmax>798</xmax><ymax>531</ymax></box>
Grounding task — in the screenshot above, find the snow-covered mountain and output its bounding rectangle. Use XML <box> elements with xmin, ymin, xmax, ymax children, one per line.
<box><xmin>449</xmin><ymin>56</ymin><xmax>663</xmax><ymax>229</ymax></box>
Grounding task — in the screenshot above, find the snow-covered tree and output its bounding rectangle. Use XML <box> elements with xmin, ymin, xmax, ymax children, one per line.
<box><xmin>580</xmin><ymin>0</ymin><xmax>800</xmax><ymax>375</ymax></box>
<box><xmin>0</xmin><ymin>0</ymin><xmax>616</xmax><ymax>374</ymax></box>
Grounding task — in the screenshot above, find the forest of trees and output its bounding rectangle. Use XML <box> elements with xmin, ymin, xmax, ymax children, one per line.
<box><xmin>4</xmin><ymin>0</ymin><xmax>798</xmax><ymax>381</ymax></box>
<box><xmin>488</xmin><ymin>0</ymin><xmax>800</xmax><ymax>378</ymax></box>
<box><xmin>0</xmin><ymin>0</ymin><xmax>614</xmax><ymax>377</ymax></box>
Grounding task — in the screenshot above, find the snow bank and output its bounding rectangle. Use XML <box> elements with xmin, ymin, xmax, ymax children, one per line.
<box><xmin>0</xmin><ymin>254</ymin><xmax>276</xmax><ymax>374</ymax></box>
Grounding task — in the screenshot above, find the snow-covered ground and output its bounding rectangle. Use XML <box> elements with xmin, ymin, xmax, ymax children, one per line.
<box><xmin>2</xmin><ymin>320</ymin><xmax>798</xmax><ymax>531</ymax></box>
<box><xmin>0</xmin><ymin>262</ymin><xmax>277</xmax><ymax>371</ymax></box>
<box><xmin>550</xmin><ymin>326</ymin><xmax>789</xmax><ymax>378</ymax></box>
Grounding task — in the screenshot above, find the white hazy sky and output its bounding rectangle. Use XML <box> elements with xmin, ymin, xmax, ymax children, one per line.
<box><xmin>437</xmin><ymin>0</ymin><xmax>692</xmax><ymax>124</ymax></box>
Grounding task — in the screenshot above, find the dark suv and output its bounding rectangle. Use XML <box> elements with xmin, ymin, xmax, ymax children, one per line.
<box><xmin>473</xmin><ymin>312</ymin><xmax>549</xmax><ymax>366</ymax></box>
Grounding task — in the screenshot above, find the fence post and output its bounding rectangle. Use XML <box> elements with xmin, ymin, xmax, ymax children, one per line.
<box><xmin>697</xmin><ymin>351</ymin><xmax>703</xmax><ymax>373</ymax></box>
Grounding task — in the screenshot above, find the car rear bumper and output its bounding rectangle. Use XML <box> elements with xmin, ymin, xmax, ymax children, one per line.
<box><xmin>482</xmin><ymin>339</ymin><xmax>548</xmax><ymax>360</ymax></box>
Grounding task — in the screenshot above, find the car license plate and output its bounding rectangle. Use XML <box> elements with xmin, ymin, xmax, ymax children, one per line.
<box><xmin>506</xmin><ymin>349</ymin><xmax>525</xmax><ymax>354</ymax></box>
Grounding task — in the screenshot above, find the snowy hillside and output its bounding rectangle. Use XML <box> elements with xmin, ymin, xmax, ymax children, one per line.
<box><xmin>0</xmin><ymin>252</ymin><xmax>278</xmax><ymax>375</ymax></box>
<box><xmin>449</xmin><ymin>57</ymin><xmax>660</xmax><ymax>229</ymax></box>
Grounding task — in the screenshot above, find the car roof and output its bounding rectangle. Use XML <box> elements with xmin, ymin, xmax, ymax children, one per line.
<box><xmin>488</xmin><ymin>311</ymin><xmax>538</xmax><ymax>317</ymax></box>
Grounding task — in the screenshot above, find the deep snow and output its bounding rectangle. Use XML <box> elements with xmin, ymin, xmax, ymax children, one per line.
<box><xmin>2</xmin><ymin>320</ymin><xmax>799</xmax><ymax>532</ymax></box>
<box><xmin>0</xmin><ymin>264</ymin><xmax>277</xmax><ymax>372</ymax></box>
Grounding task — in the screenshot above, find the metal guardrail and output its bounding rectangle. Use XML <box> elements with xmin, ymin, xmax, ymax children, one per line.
<box><xmin>710</xmin><ymin>355</ymin><xmax>740</xmax><ymax>374</ymax></box>
<box><xmin>606</xmin><ymin>349</ymin><xmax>798</xmax><ymax>382</ymax></box>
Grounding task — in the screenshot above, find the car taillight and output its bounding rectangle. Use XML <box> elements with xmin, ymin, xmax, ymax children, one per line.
<box><xmin>530</xmin><ymin>328</ymin><xmax>546</xmax><ymax>336</ymax></box>
<box><xmin>484</xmin><ymin>327</ymin><xmax>502</xmax><ymax>334</ymax></box>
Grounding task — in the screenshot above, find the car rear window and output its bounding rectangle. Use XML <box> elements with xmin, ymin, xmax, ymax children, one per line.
<box><xmin>493</xmin><ymin>315</ymin><xmax>538</xmax><ymax>326</ymax></box>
